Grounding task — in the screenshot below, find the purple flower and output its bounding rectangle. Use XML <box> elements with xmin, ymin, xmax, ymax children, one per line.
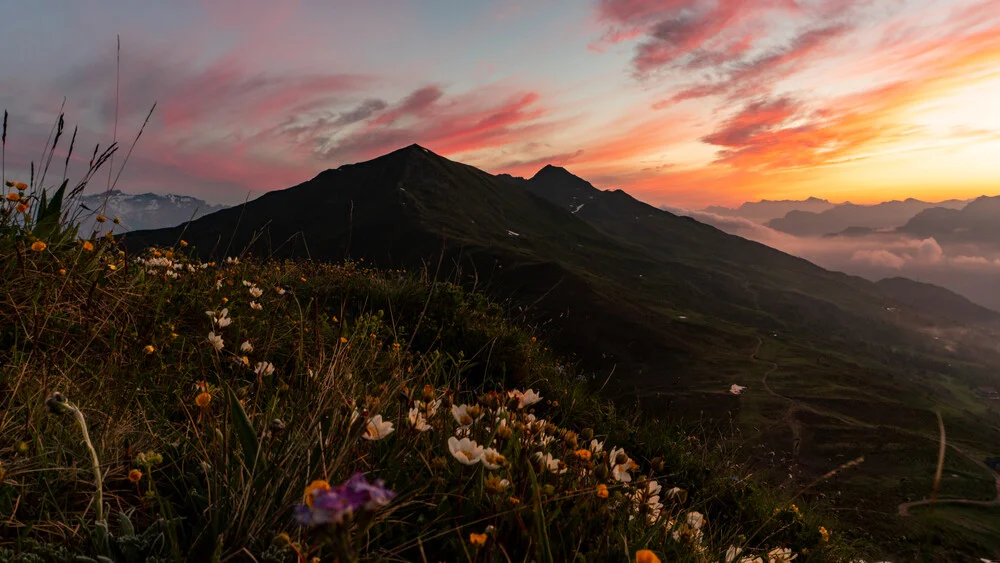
<box><xmin>294</xmin><ymin>473</ymin><xmax>396</xmax><ymax>527</ymax></box>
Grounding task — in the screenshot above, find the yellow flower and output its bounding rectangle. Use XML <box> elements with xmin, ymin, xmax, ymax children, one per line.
<box><xmin>82</xmin><ymin>240</ymin><xmax>94</xmax><ymax>252</ymax></box>
<box><xmin>113</xmin><ymin>217</ymin><xmax>121</xmax><ymax>224</ymax></box>
<box><xmin>30</xmin><ymin>241</ymin><xmax>46</xmax><ymax>252</ymax></box>
<box><xmin>107</xmin><ymin>264</ymin><xmax>117</xmax><ymax>271</ymax></box>
<box><xmin>143</xmin><ymin>345</ymin><xmax>155</xmax><ymax>355</ymax></box>
<box><xmin>58</xmin><ymin>268</ymin><xmax>67</xmax><ymax>276</ymax></box>
<box><xmin>819</xmin><ymin>526</ymin><xmax>829</xmax><ymax>543</ymax></box>
<box><xmin>635</xmin><ymin>550</ymin><xmax>661</xmax><ymax>563</ymax></box>
<box><xmin>96</xmin><ymin>215</ymin><xmax>107</xmax><ymax>223</ymax></box>
<box><xmin>128</xmin><ymin>469</ymin><xmax>143</xmax><ymax>483</ymax></box>
<box><xmin>340</xmin><ymin>336</ymin><xmax>348</xmax><ymax>344</ymax></box>
<box><xmin>468</xmin><ymin>533</ymin><xmax>487</xmax><ymax>547</ymax></box>
<box><xmin>14</xmin><ymin>182</ymin><xmax>27</xmax><ymax>191</ymax></box>
<box><xmin>6</xmin><ymin>192</ymin><xmax>20</xmax><ymax>201</ymax></box>
<box><xmin>195</xmin><ymin>392</ymin><xmax>212</xmax><ymax>408</ymax></box>
<box><xmin>596</xmin><ymin>484</ymin><xmax>609</xmax><ymax>498</ymax></box>
<box><xmin>303</xmin><ymin>479</ymin><xmax>331</xmax><ymax>507</ymax></box>
<box><xmin>16</xmin><ymin>203</ymin><xmax>27</xmax><ymax>213</ymax></box>
<box><xmin>575</xmin><ymin>448</ymin><xmax>592</xmax><ymax>461</ymax></box>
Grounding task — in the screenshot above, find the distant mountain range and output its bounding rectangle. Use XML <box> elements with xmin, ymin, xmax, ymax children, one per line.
<box><xmin>703</xmin><ymin>197</ymin><xmax>834</xmax><ymax>223</ymax></box>
<box><xmin>766</xmin><ymin>198</ymin><xmax>967</xmax><ymax>236</ymax></box>
<box><xmin>899</xmin><ymin>195</ymin><xmax>1000</xmax><ymax>249</ymax></box>
<box><xmin>73</xmin><ymin>190</ymin><xmax>227</xmax><ymax>233</ymax></box>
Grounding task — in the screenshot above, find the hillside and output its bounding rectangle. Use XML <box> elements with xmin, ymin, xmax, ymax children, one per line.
<box><xmin>125</xmin><ymin>145</ymin><xmax>1000</xmax><ymax>560</ymax></box>
<box><xmin>876</xmin><ymin>277</ymin><xmax>1000</xmax><ymax>325</ymax></box>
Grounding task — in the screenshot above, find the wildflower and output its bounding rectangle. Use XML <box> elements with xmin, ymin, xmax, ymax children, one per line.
<box><xmin>276</xmin><ymin>287</ymin><xmax>286</xmax><ymax>295</ymax></box>
<box><xmin>451</xmin><ymin>404</ymin><xmax>481</xmax><ymax>427</ymax></box>
<box><xmin>485</xmin><ymin>475</ymin><xmax>510</xmax><ymax>493</ymax></box>
<box><xmin>240</xmin><ymin>340</ymin><xmax>254</xmax><ymax>353</ymax></box>
<box><xmin>407</xmin><ymin>407</ymin><xmax>432</xmax><ymax>432</ymax></box>
<box><xmin>508</xmin><ymin>388</ymin><xmax>543</xmax><ymax>409</ymax></box>
<box><xmin>363</xmin><ymin>415</ymin><xmax>394</xmax><ymax>440</ymax></box>
<box><xmin>212</xmin><ymin>308</ymin><xmax>232</xmax><ymax>328</ymax></box>
<box><xmin>180</xmin><ymin>240</ymin><xmax>188</xmax><ymax>247</ymax></box>
<box><xmin>6</xmin><ymin>192</ymin><xmax>19</xmax><ymax>201</ymax></box>
<box><xmin>143</xmin><ymin>345</ymin><xmax>155</xmax><ymax>355</ymax></box>
<box><xmin>79</xmin><ymin>240</ymin><xmax>95</xmax><ymax>252</ymax></box>
<box><xmin>469</xmin><ymin>533</ymin><xmax>487</xmax><ymax>547</ymax></box>
<box><xmin>818</xmin><ymin>526</ymin><xmax>829</xmax><ymax>543</ymax></box>
<box><xmin>96</xmin><ymin>215</ymin><xmax>107</xmax><ymax>223</ymax></box>
<box><xmin>225</xmin><ymin>256</ymin><xmax>239</xmax><ymax>265</ymax></box>
<box><xmin>58</xmin><ymin>268</ymin><xmax>66</xmax><ymax>275</ymax></box>
<box><xmin>534</xmin><ymin>452</ymin><xmax>567</xmax><ymax>474</ymax></box>
<box><xmin>339</xmin><ymin>336</ymin><xmax>348</xmax><ymax>344</ymax></box>
<box><xmin>196</xmin><ymin>392</ymin><xmax>212</xmax><ymax>408</ymax></box>
<box><xmin>596</xmin><ymin>484</ymin><xmax>609</xmax><ymax>498</ymax></box>
<box><xmin>30</xmin><ymin>241</ymin><xmax>46</xmax><ymax>252</ymax></box>
<box><xmin>107</xmin><ymin>264</ymin><xmax>117</xmax><ymax>271</ymax></box>
<box><xmin>765</xmin><ymin>548</ymin><xmax>797</xmax><ymax>562</ymax></box>
<box><xmin>687</xmin><ymin>511</ymin><xmax>705</xmax><ymax>531</ymax></box>
<box><xmin>610</xmin><ymin>447</ymin><xmax>633</xmax><ymax>482</ymax></box>
<box><xmin>254</xmin><ymin>361</ymin><xmax>275</xmax><ymax>378</ymax></box>
<box><xmin>447</xmin><ymin>436</ymin><xmax>484</xmax><ymax>465</ymax></box>
<box><xmin>414</xmin><ymin>399</ymin><xmax>441</xmax><ymax>416</ymax></box>
<box><xmin>589</xmin><ymin>438</ymin><xmax>604</xmax><ymax>453</ymax></box>
<box><xmin>250</xmin><ymin>301</ymin><xmax>262</xmax><ymax>310</ymax></box>
<box><xmin>207</xmin><ymin>331</ymin><xmax>224</xmax><ymax>351</ymax></box>
<box><xmin>249</xmin><ymin>286</ymin><xmax>263</xmax><ymax>298</ymax></box>
<box><xmin>135</xmin><ymin>451</ymin><xmax>163</xmax><ymax>468</ymax></box>
<box><xmin>16</xmin><ymin>203</ymin><xmax>27</xmax><ymax>213</ymax></box>
<box><xmin>112</xmin><ymin>217</ymin><xmax>121</xmax><ymax>225</ymax></box>
<box><xmin>294</xmin><ymin>473</ymin><xmax>395</xmax><ymax>527</ymax></box>
<box><xmin>482</xmin><ymin>448</ymin><xmax>505</xmax><ymax>470</ymax></box>
<box><xmin>575</xmin><ymin>448</ymin><xmax>592</xmax><ymax>461</ymax></box>
<box><xmin>730</xmin><ymin>384</ymin><xmax>747</xmax><ymax>395</ymax></box>
<box><xmin>725</xmin><ymin>546</ymin><xmax>744</xmax><ymax>563</ymax></box>
<box><xmin>128</xmin><ymin>469</ymin><xmax>143</xmax><ymax>483</ymax></box>
<box><xmin>635</xmin><ymin>550</ymin><xmax>661</xmax><ymax>563</ymax></box>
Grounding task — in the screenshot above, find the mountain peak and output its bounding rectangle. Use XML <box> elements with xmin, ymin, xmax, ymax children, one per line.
<box><xmin>531</xmin><ymin>164</ymin><xmax>581</xmax><ymax>181</ymax></box>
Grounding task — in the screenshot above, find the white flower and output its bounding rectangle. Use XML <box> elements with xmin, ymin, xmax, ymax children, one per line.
<box><xmin>225</xmin><ymin>256</ymin><xmax>239</xmax><ymax>264</ymax></box>
<box><xmin>242</xmin><ymin>280</ymin><xmax>253</xmax><ymax>287</ymax></box>
<box><xmin>509</xmin><ymin>389</ymin><xmax>543</xmax><ymax>409</ymax></box>
<box><xmin>214</xmin><ymin>279</ymin><xmax>223</xmax><ymax>290</ymax></box>
<box><xmin>414</xmin><ymin>399</ymin><xmax>440</xmax><ymax>416</ymax></box>
<box><xmin>448</xmin><ymin>436</ymin><xmax>484</xmax><ymax>465</ymax></box>
<box><xmin>254</xmin><ymin>361</ymin><xmax>275</xmax><ymax>378</ymax></box>
<box><xmin>645</xmin><ymin>480</ymin><xmax>662</xmax><ymax>497</ymax></box>
<box><xmin>765</xmin><ymin>548</ymin><xmax>797</xmax><ymax>563</ymax></box>
<box><xmin>250</xmin><ymin>301</ymin><xmax>262</xmax><ymax>310</ymax></box>
<box><xmin>240</xmin><ymin>340</ymin><xmax>254</xmax><ymax>353</ymax></box>
<box><xmin>216</xmin><ymin>316</ymin><xmax>232</xmax><ymax>328</ymax></box>
<box><xmin>725</xmin><ymin>546</ymin><xmax>744</xmax><ymax>563</ymax></box>
<box><xmin>730</xmin><ymin>384</ymin><xmax>747</xmax><ymax>395</ymax></box>
<box><xmin>275</xmin><ymin>287</ymin><xmax>286</xmax><ymax>295</ymax></box>
<box><xmin>665</xmin><ymin>487</ymin><xmax>684</xmax><ymax>499</ymax></box>
<box><xmin>408</xmin><ymin>408</ymin><xmax>432</xmax><ymax>432</ymax></box>
<box><xmin>610</xmin><ymin>447</ymin><xmax>633</xmax><ymax>482</ymax></box>
<box><xmin>249</xmin><ymin>287</ymin><xmax>263</xmax><ymax>298</ymax></box>
<box><xmin>451</xmin><ymin>404</ymin><xmax>481</xmax><ymax>427</ymax></box>
<box><xmin>363</xmin><ymin>414</ymin><xmax>394</xmax><ymax>440</ymax></box>
<box><xmin>686</xmin><ymin>511</ymin><xmax>705</xmax><ymax>531</ymax></box>
<box><xmin>482</xmin><ymin>447</ymin><xmax>504</xmax><ymax>469</ymax></box>
<box><xmin>589</xmin><ymin>439</ymin><xmax>604</xmax><ymax>453</ymax></box>
<box><xmin>207</xmin><ymin>331</ymin><xmax>224</xmax><ymax>351</ymax></box>
<box><xmin>533</xmin><ymin>452</ymin><xmax>567</xmax><ymax>474</ymax></box>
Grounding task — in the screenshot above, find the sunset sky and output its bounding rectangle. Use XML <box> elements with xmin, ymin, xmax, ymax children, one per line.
<box><xmin>2</xmin><ymin>0</ymin><xmax>999</xmax><ymax>208</ymax></box>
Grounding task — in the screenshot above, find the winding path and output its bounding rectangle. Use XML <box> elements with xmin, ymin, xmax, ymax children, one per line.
<box><xmin>749</xmin><ymin>337</ymin><xmax>1000</xmax><ymax>517</ymax></box>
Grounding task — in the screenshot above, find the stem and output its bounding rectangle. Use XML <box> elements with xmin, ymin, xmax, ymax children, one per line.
<box><xmin>70</xmin><ymin>404</ymin><xmax>104</xmax><ymax>523</ymax></box>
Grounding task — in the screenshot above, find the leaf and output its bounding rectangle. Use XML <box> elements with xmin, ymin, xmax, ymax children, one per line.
<box><xmin>35</xmin><ymin>179</ymin><xmax>69</xmax><ymax>239</ymax></box>
<box><xmin>226</xmin><ymin>385</ymin><xmax>263</xmax><ymax>473</ymax></box>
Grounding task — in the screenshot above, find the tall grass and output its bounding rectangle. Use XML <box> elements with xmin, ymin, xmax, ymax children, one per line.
<box><xmin>0</xmin><ymin>115</ymin><xmax>864</xmax><ymax>562</ymax></box>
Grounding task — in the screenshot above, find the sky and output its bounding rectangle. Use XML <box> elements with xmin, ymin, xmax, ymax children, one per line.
<box><xmin>1</xmin><ymin>0</ymin><xmax>999</xmax><ymax>208</ymax></box>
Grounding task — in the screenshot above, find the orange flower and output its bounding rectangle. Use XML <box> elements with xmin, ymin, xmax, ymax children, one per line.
<box><xmin>58</xmin><ymin>268</ymin><xmax>67</xmax><ymax>276</ymax></box>
<box><xmin>107</xmin><ymin>264</ymin><xmax>117</xmax><ymax>271</ymax></box>
<box><xmin>82</xmin><ymin>240</ymin><xmax>94</xmax><ymax>252</ymax></box>
<box><xmin>195</xmin><ymin>392</ymin><xmax>212</xmax><ymax>408</ymax></box>
<box><xmin>575</xmin><ymin>449</ymin><xmax>592</xmax><ymax>461</ymax></box>
<box><xmin>113</xmin><ymin>217</ymin><xmax>121</xmax><ymax>224</ymax></box>
<box><xmin>303</xmin><ymin>479</ymin><xmax>331</xmax><ymax>507</ymax></box>
<box><xmin>635</xmin><ymin>550</ymin><xmax>661</xmax><ymax>563</ymax></box>
<box><xmin>6</xmin><ymin>192</ymin><xmax>19</xmax><ymax>201</ymax></box>
<box><xmin>180</xmin><ymin>240</ymin><xmax>188</xmax><ymax>247</ymax></box>
<box><xmin>143</xmin><ymin>345</ymin><xmax>155</xmax><ymax>355</ymax></box>
<box><xmin>596</xmin><ymin>484</ymin><xmax>609</xmax><ymax>498</ymax></box>
<box><xmin>14</xmin><ymin>182</ymin><xmax>27</xmax><ymax>191</ymax></box>
<box><xmin>30</xmin><ymin>241</ymin><xmax>46</xmax><ymax>252</ymax></box>
<box><xmin>96</xmin><ymin>215</ymin><xmax>107</xmax><ymax>223</ymax></box>
<box><xmin>16</xmin><ymin>203</ymin><xmax>27</xmax><ymax>213</ymax></box>
<box><xmin>468</xmin><ymin>533</ymin><xmax>487</xmax><ymax>547</ymax></box>
<box><xmin>128</xmin><ymin>469</ymin><xmax>143</xmax><ymax>483</ymax></box>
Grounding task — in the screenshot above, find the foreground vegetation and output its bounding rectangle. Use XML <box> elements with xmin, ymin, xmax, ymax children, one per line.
<box><xmin>0</xmin><ymin>164</ymin><xmax>863</xmax><ymax>560</ymax></box>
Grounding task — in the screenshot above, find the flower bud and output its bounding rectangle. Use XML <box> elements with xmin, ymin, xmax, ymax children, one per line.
<box><xmin>581</xmin><ymin>428</ymin><xmax>594</xmax><ymax>441</ymax></box>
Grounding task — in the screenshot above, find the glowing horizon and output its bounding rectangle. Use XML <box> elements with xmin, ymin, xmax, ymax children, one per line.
<box><xmin>1</xmin><ymin>0</ymin><xmax>999</xmax><ymax>209</ymax></box>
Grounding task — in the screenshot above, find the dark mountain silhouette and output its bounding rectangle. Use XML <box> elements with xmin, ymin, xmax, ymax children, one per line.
<box><xmin>703</xmin><ymin>197</ymin><xmax>834</xmax><ymax>223</ymax></box>
<box><xmin>767</xmin><ymin>198</ymin><xmax>966</xmax><ymax>237</ymax></box>
<box><xmin>899</xmin><ymin>195</ymin><xmax>1000</xmax><ymax>249</ymax></box>
<box><xmin>876</xmin><ymin>277</ymin><xmax>1000</xmax><ymax>325</ymax></box>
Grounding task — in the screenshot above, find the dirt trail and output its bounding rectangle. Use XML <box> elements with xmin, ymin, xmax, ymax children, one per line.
<box><xmin>750</xmin><ymin>337</ymin><xmax>1000</xmax><ymax>516</ymax></box>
